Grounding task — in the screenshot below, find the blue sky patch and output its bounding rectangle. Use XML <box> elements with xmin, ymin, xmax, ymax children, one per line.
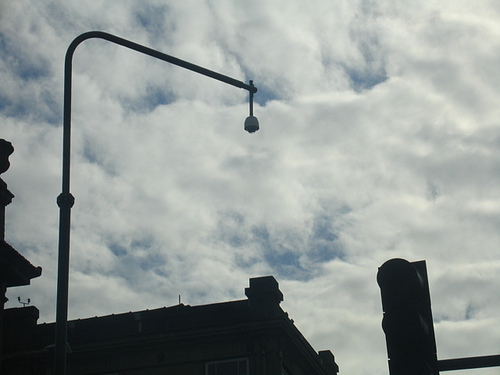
<box><xmin>108</xmin><ymin>241</ymin><xmax>128</xmax><ymax>257</ymax></box>
<box><xmin>121</xmin><ymin>86</ymin><xmax>176</xmax><ymax>114</ymax></box>
<box><xmin>252</xmin><ymin>225</ymin><xmax>314</xmax><ymax>281</ymax></box>
<box><xmin>346</xmin><ymin>66</ymin><xmax>388</xmax><ymax>92</ymax></box>
<box><xmin>0</xmin><ymin>33</ymin><xmax>51</xmax><ymax>82</ymax></box>
<box><xmin>133</xmin><ymin>4</ymin><xmax>170</xmax><ymax>39</ymax></box>
<box><xmin>251</xmin><ymin>84</ymin><xmax>278</xmax><ymax>107</ymax></box>
<box><xmin>308</xmin><ymin>214</ymin><xmax>346</xmax><ymax>262</ymax></box>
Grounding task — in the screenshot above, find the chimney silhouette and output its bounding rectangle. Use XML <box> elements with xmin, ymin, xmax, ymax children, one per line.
<box><xmin>245</xmin><ymin>276</ymin><xmax>284</xmax><ymax>316</ymax></box>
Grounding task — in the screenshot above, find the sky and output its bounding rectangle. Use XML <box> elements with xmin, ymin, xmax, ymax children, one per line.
<box><xmin>1</xmin><ymin>1</ymin><xmax>500</xmax><ymax>374</ymax></box>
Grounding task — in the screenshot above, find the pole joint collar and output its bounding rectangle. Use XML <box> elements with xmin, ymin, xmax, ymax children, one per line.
<box><xmin>57</xmin><ymin>193</ymin><xmax>75</xmax><ymax>208</ymax></box>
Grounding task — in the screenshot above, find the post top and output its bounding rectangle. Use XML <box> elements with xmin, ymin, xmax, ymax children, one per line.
<box><xmin>0</xmin><ymin>139</ymin><xmax>14</xmax><ymax>175</ymax></box>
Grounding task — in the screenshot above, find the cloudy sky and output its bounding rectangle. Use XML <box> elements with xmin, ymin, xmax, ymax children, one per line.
<box><xmin>2</xmin><ymin>1</ymin><xmax>500</xmax><ymax>374</ymax></box>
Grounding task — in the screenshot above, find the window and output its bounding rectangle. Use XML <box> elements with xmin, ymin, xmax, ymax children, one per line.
<box><xmin>206</xmin><ymin>358</ymin><xmax>249</xmax><ymax>375</ymax></box>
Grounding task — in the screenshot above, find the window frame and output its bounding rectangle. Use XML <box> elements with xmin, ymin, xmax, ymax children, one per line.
<box><xmin>205</xmin><ymin>357</ymin><xmax>249</xmax><ymax>375</ymax></box>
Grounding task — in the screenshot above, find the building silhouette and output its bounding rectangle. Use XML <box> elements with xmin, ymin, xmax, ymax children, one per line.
<box><xmin>0</xmin><ymin>140</ymin><xmax>338</xmax><ymax>375</ymax></box>
<box><xmin>4</xmin><ymin>276</ymin><xmax>338</xmax><ymax>375</ymax></box>
<box><xmin>1</xmin><ymin>139</ymin><xmax>42</xmax><ymax>374</ymax></box>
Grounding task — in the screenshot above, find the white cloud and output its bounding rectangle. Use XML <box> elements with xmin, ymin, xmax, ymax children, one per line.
<box><xmin>2</xmin><ymin>1</ymin><xmax>500</xmax><ymax>374</ymax></box>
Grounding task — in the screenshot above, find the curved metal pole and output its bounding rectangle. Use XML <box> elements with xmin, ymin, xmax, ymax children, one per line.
<box><xmin>55</xmin><ymin>31</ymin><xmax>257</xmax><ymax>375</ymax></box>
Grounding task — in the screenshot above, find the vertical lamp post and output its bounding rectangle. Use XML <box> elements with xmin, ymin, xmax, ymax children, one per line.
<box><xmin>55</xmin><ymin>31</ymin><xmax>259</xmax><ymax>375</ymax></box>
